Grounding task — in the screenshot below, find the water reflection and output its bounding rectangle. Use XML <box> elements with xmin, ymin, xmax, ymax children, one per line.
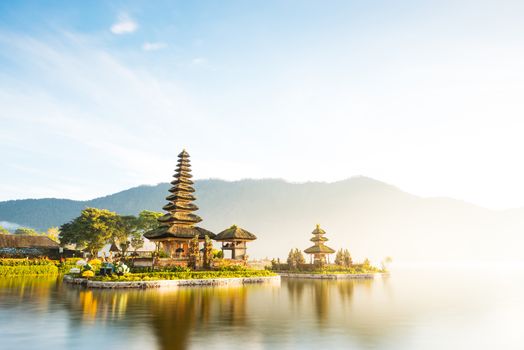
<box><xmin>2</xmin><ymin>270</ymin><xmax>523</xmax><ymax>350</ymax></box>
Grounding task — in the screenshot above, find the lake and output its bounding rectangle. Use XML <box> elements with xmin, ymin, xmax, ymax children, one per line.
<box><xmin>1</xmin><ymin>266</ymin><xmax>523</xmax><ymax>350</ymax></box>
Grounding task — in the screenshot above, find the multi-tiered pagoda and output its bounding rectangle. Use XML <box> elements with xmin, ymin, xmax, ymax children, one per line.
<box><xmin>144</xmin><ymin>150</ymin><xmax>215</xmax><ymax>258</ymax></box>
<box><xmin>304</xmin><ymin>224</ymin><xmax>335</xmax><ymax>264</ymax></box>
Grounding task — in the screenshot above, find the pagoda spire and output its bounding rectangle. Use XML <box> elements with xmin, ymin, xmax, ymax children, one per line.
<box><xmin>144</xmin><ymin>149</ymin><xmax>215</xmax><ymax>260</ymax></box>
<box><xmin>304</xmin><ymin>224</ymin><xmax>335</xmax><ymax>264</ymax></box>
<box><xmin>158</xmin><ymin>150</ymin><xmax>202</xmax><ymax>226</ymax></box>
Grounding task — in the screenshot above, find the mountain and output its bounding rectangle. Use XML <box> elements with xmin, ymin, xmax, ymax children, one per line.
<box><xmin>1</xmin><ymin>177</ymin><xmax>523</xmax><ymax>262</ymax></box>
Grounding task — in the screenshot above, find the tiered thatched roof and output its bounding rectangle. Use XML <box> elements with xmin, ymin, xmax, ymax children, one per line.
<box><xmin>214</xmin><ymin>225</ymin><xmax>257</xmax><ymax>241</ymax></box>
<box><xmin>304</xmin><ymin>224</ymin><xmax>335</xmax><ymax>255</ymax></box>
<box><xmin>145</xmin><ymin>150</ymin><xmax>215</xmax><ymax>240</ymax></box>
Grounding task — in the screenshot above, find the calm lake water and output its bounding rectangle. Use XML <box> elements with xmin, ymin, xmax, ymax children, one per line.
<box><xmin>1</xmin><ymin>266</ymin><xmax>523</xmax><ymax>350</ymax></box>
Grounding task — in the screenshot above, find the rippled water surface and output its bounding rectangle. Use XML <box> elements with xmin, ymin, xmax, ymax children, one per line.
<box><xmin>1</xmin><ymin>267</ymin><xmax>523</xmax><ymax>350</ymax></box>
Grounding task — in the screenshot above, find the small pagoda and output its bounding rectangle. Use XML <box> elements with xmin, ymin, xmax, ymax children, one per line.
<box><xmin>304</xmin><ymin>224</ymin><xmax>335</xmax><ymax>265</ymax></box>
<box><xmin>214</xmin><ymin>225</ymin><xmax>257</xmax><ymax>261</ymax></box>
<box><xmin>144</xmin><ymin>149</ymin><xmax>215</xmax><ymax>259</ymax></box>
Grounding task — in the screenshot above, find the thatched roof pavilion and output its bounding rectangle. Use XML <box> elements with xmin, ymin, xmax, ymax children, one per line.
<box><xmin>0</xmin><ymin>234</ymin><xmax>60</xmax><ymax>259</ymax></box>
<box><xmin>144</xmin><ymin>149</ymin><xmax>215</xmax><ymax>259</ymax></box>
<box><xmin>0</xmin><ymin>234</ymin><xmax>59</xmax><ymax>249</ymax></box>
<box><xmin>304</xmin><ymin>225</ymin><xmax>335</xmax><ymax>264</ymax></box>
<box><xmin>215</xmin><ymin>225</ymin><xmax>257</xmax><ymax>260</ymax></box>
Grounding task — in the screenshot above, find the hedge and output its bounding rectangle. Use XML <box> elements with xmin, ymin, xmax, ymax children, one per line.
<box><xmin>0</xmin><ymin>258</ymin><xmax>56</xmax><ymax>266</ymax></box>
<box><xmin>93</xmin><ymin>269</ymin><xmax>276</xmax><ymax>282</ymax></box>
<box><xmin>0</xmin><ymin>264</ymin><xmax>59</xmax><ymax>276</ymax></box>
<box><xmin>0</xmin><ymin>258</ymin><xmax>81</xmax><ymax>275</ymax></box>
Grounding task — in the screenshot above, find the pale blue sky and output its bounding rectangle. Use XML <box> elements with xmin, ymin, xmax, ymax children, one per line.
<box><xmin>1</xmin><ymin>0</ymin><xmax>524</xmax><ymax>209</ymax></box>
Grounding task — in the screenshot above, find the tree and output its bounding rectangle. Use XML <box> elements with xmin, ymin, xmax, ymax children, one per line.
<box><xmin>0</xmin><ymin>226</ymin><xmax>9</xmax><ymax>235</ymax></box>
<box><xmin>14</xmin><ymin>227</ymin><xmax>39</xmax><ymax>235</ymax></box>
<box><xmin>335</xmin><ymin>249</ymin><xmax>344</xmax><ymax>266</ymax></box>
<box><xmin>45</xmin><ymin>227</ymin><xmax>60</xmax><ymax>243</ymax></box>
<box><xmin>128</xmin><ymin>210</ymin><xmax>161</xmax><ymax>255</ymax></box>
<box><xmin>287</xmin><ymin>249</ymin><xmax>296</xmax><ymax>269</ymax></box>
<box><xmin>59</xmin><ymin>208</ymin><xmax>122</xmax><ymax>257</ymax></box>
<box><xmin>287</xmin><ymin>248</ymin><xmax>305</xmax><ymax>270</ymax></box>
<box><xmin>381</xmin><ymin>256</ymin><xmax>393</xmax><ymax>271</ymax></box>
<box><xmin>295</xmin><ymin>248</ymin><xmax>305</xmax><ymax>265</ymax></box>
<box><xmin>116</xmin><ymin>215</ymin><xmax>138</xmax><ymax>257</ymax></box>
<box><xmin>130</xmin><ymin>232</ymin><xmax>145</xmax><ymax>254</ymax></box>
<box><xmin>343</xmin><ymin>249</ymin><xmax>353</xmax><ymax>267</ymax></box>
<box><xmin>136</xmin><ymin>210</ymin><xmax>162</xmax><ymax>232</ymax></box>
<box><xmin>363</xmin><ymin>258</ymin><xmax>371</xmax><ymax>269</ymax></box>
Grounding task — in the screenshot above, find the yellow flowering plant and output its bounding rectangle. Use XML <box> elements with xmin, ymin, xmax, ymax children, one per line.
<box><xmin>82</xmin><ymin>270</ymin><xmax>95</xmax><ymax>278</ymax></box>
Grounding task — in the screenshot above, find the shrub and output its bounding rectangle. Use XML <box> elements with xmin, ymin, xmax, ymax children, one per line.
<box><xmin>217</xmin><ymin>264</ymin><xmax>246</xmax><ymax>272</ymax></box>
<box><xmin>82</xmin><ymin>270</ymin><xmax>95</xmax><ymax>278</ymax></box>
<box><xmin>88</xmin><ymin>258</ymin><xmax>102</xmax><ymax>266</ymax></box>
<box><xmin>114</xmin><ymin>261</ymin><xmax>129</xmax><ymax>275</ymax></box>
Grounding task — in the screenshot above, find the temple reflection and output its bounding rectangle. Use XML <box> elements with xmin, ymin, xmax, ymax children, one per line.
<box><xmin>1</xmin><ymin>276</ymin><xmax>401</xmax><ymax>350</ymax></box>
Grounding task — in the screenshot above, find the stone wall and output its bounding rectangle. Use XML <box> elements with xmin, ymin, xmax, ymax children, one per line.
<box><xmin>278</xmin><ymin>272</ymin><xmax>382</xmax><ymax>279</ymax></box>
<box><xmin>64</xmin><ymin>275</ymin><xmax>281</xmax><ymax>289</ymax></box>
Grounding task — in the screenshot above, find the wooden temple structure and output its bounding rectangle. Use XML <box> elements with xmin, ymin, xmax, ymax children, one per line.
<box><xmin>144</xmin><ymin>150</ymin><xmax>216</xmax><ymax>259</ymax></box>
<box><xmin>304</xmin><ymin>224</ymin><xmax>335</xmax><ymax>265</ymax></box>
<box><xmin>214</xmin><ymin>225</ymin><xmax>257</xmax><ymax>260</ymax></box>
<box><xmin>144</xmin><ymin>149</ymin><xmax>257</xmax><ymax>266</ymax></box>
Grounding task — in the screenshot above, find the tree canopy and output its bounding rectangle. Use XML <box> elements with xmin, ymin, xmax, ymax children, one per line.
<box><xmin>287</xmin><ymin>248</ymin><xmax>305</xmax><ymax>269</ymax></box>
<box><xmin>14</xmin><ymin>227</ymin><xmax>39</xmax><ymax>235</ymax></box>
<box><xmin>58</xmin><ymin>208</ymin><xmax>162</xmax><ymax>256</ymax></box>
<box><xmin>59</xmin><ymin>208</ymin><xmax>124</xmax><ymax>256</ymax></box>
<box><xmin>335</xmin><ymin>249</ymin><xmax>353</xmax><ymax>267</ymax></box>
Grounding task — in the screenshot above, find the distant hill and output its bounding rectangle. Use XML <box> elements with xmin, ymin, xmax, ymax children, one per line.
<box><xmin>1</xmin><ymin>177</ymin><xmax>523</xmax><ymax>261</ymax></box>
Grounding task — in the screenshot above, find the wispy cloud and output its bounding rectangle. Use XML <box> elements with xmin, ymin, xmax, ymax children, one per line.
<box><xmin>110</xmin><ymin>13</ymin><xmax>137</xmax><ymax>34</ymax></box>
<box><xmin>0</xmin><ymin>30</ymin><xmax>222</xmax><ymax>200</ymax></box>
<box><xmin>191</xmin><ymin>57</ymin><xmax>207</xmax><ymax>65</ymax></box>
<box><xmin>142</xmin><ymin>42</ymin><xmax>167</xmax><ymax>51</ymax></box>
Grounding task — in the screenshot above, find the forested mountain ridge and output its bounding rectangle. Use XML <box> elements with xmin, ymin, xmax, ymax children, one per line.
<box><xmin>1</xmin><ymin>177</ymin><xmax>523</xmax><ymax>261</ymax></box>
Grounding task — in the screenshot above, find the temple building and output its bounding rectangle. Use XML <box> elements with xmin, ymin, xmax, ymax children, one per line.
<box><xmin>214</xmin><ymin>225</ymin><xmax>257</xmax><ymax>260</ymax></box>
<box><xmin>144</xmin><ymin>150</ymin><xmax>215</xmax><ymax>259</ymax></box>
<box><xmin>304</xmin><ymin>224</ymin><xmax>335</xmax><ymax>265</ymax></box>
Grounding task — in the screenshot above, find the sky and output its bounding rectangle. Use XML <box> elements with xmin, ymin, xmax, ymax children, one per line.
<box><xmin>1</xmin><ymin>0</ymin><xmax>524</xmax><ymax>209</ymax></box>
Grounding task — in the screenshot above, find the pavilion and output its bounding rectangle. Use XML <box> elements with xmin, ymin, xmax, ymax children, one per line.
<box><xmin>144</xmin><ymin>150</ymin><xmax>215</xmax><ymax>259</ymax></box>
<box><xmin>214</xmin><ymin>225</ymin><xmax>257</xmax><ymax>260</ymax></box>
<box><xmin>304</xmin><ymin>224</ymin><xmax>335</xmax><ymax>265</ymax></box>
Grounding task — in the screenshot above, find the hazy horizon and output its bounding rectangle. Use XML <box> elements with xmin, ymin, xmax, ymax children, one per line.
<box><xmin>1</xmin><ymin>175</ymin><xmax>516</xmax><ymax>211</ymax></box>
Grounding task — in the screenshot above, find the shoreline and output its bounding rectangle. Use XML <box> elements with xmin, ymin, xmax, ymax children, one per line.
<box><xmin>278</xmin><ymin>272</ymin><xmax>386</xmax><ymax>279</ymax></box>
<box><xmin>63</xmin><ymin>274</ymin><xmax>281</xmax><ymax>289</ymax></box>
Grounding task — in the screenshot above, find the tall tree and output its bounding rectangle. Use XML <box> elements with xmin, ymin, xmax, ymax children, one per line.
<box><xmin>116</xmin><ymin>215</ymin><xmax>138</xmax><ymax>257</ymax></box>
<box><xmin>287</xmin><ymin>248</ymin><xmax>305</xmax><ymax>270</ymax></box>
<box><xmin>287</xmin><ymin>249</ymin><xmax>296</xmax><ymax>269</ymax></box>
<box><xmin>343</xmin><ymin>249</ymin><xmax>353</xmax><ymax>267</ymax></box>
<box><xmin>59</xmin><ymin>208</ymin><xmax>122</xmax><ymax>257</ymax></box>
<box><xmin>335</xmin><ymin>249</ymin><xmax>344</xmax><ymax>266</ymax></box>
<box><xmin>136</xmin><ymin>210</ymin><xmax>162</xmax><ymax>232</ymax></box>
